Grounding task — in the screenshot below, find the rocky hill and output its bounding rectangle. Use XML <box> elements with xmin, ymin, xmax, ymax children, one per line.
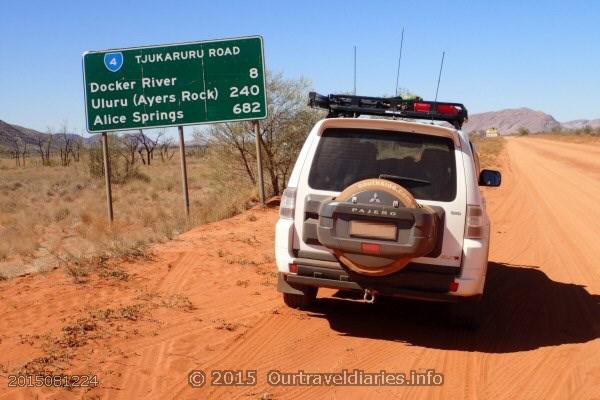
<box><xmin>0</xmin><ymin>120</ymin><xmax>90</xmax><ymax>151</ymax></box>
<box><xmin>463</xmin><ymin>108</ymin><xmax>562</xmax><ymax>135</ymax></box>
<box><xmin>0</xmin><ymin>120</ymin><xmax>30</xmax><ymax>149</ymax></box>
<box><xmin>463</xmin><ymin>108</ymin><xmax>600</xmax><ymax>135</ymax></box>
<box><xmin>561</xmin><ymin>119</ymin><xmax>600</xmax><ymax>130</ymax></box>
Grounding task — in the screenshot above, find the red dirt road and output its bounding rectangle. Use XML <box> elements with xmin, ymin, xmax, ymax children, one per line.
<box><xmin>0</xmin><ymin>137</ymin><xmax>599</xmax><ymax>399</ymax></box>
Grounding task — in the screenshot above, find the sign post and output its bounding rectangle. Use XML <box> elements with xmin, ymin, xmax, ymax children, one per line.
<box><xmin>101</xmin><ymin>132</ymin><xmax>114</xmax><ymax>223</ymax></box>
<box><xmin>253</xmin><ymin>121</ymin><xmax>265</xmax><ymax>205</ymax></box>
<box><xmin>82</xmin><ymin>36</ymin><xmax>267</xmax><ymax>221</ymax></box>
<box><xmin>178</xmin><ymin>126</ymin><xmax>190</xmax><ymax>216</ymax></box>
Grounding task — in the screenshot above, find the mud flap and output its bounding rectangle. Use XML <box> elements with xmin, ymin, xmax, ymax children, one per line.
<box><xmin>277</xmin><ymin>273</ymin><xmax>306</xmax><ymax>295</ymax></box>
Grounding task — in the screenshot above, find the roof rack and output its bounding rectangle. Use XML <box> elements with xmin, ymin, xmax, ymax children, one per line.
<box><xmin>308</xmin><ymin>92</ymin><xmax>468</xmax><ymax>129</ymax></box>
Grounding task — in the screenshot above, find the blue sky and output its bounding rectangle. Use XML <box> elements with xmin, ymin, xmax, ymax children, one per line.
<box><xmin>1</xmin><ymin>0</ymin><xmax>599</xmax><ymax>134</ymax></box>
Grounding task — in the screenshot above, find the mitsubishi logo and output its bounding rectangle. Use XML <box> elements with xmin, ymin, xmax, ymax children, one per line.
<box><xmin>369</xmin><ymin>192</ymin><xmax>381</xmax><ymax>203</ymax></box>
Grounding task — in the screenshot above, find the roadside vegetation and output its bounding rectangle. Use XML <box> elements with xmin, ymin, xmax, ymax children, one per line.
<box><xmin>194</xmin><ymin>72</ymin><xmax>324</xmax><ymax>195</ymax></box>
<box><xmin>528</xmin><ymin>126</ymin><xmax>600</xmax><ymax>145</ymax></box>
<box><xmin>0</xmin><ymin>151</ymin><xmax>252</xmax><ymax>278</ymax></box>
<box><xmin>0</xmin><ymin>73</ymin><xmax>319</xmax><ymax>279</ymax></box>
<box><xmin>469</xmin><ymin>125</ymin><xmax>600</xmax><ymax>170</ymax></box>
<box><xmin>470</xmin><ymin>136</ymin><xmax>505</xmax><ymax>169</ymax></box>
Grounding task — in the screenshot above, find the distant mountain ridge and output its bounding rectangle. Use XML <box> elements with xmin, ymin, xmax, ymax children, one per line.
<box><xmin>0</xmin><ymin>120</ymin><xmax>89</xmax><ymax>151</ymax></box>
<box><xmin>0</xmin><ymin>120</ymin><xmax>162</xmax><ymax>153</ymax></box>
<box><xmin>2</xmin><ymin>106</ymin><xmax>599</xmax><ymax>150</ymax></box>
<box><xmin>463</xmin><ymin>108</ymin><xmax>600</xmax><ymax>135</ymax></box>
<box><xmin>560</xmin><ymin>119</ymin><xmax>600</xmax><ymax>130</ymax></box>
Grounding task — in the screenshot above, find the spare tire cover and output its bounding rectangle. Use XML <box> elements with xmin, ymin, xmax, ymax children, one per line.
<box><xmin>332</xmin><ymin>178</ymin><xmax>430</xmax><ymax>276</ymax></box>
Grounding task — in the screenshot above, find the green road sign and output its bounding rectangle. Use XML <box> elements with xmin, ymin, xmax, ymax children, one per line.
<box><xmin>83</xmin><ymin>36</ymin><xmax>267</xmax><ymax>132</ymax></box>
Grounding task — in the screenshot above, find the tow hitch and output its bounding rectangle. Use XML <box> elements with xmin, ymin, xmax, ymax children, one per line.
<box><xmin>363</xmin><ymin>289</ymin><xmax>377</xmax><ymax>304</ymax></box>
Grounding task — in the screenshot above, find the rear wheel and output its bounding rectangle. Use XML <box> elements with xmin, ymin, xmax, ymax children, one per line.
<box><xmin>282</xmin><ymin>286</ymin><xmax>318</xmax><ymax>309</ymax></box>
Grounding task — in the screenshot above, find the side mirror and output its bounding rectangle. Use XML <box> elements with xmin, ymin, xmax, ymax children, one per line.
<box><xmin>479</xmin><ymin>169</ymin><xmax>501</xmax><ymax>187</ymax></box>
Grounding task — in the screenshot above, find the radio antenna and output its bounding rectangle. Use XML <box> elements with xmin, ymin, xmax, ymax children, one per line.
<box><xmin>431</xmin><ymin>51</ymin><xmax>445</xmax><ymax>124</ymax></box>
<box><xmin>434</xmin><ymin>51</ymin><xmax>445</xmax><ymax>103</ymax></box>
<box><xmin>395</xmin><ymin>28</ymin><xmax>405</xmax><ymax>97</ymax></box>
<box><xmin>353</xmin><ymin>45</ymin><xmax>357</xmax><ymax>95</ymax></box>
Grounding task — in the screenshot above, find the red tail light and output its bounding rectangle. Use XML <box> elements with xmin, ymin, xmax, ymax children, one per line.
<box><xmin>437</xmin><ymin>104</ymin><xmax>460</xmax><ymax>115</ymax></box>
<box><xmin>289</xmin><ymin>263</ymin><xmax>298</xmax><ymax>273</ymax></box>
<box><xmin>448</xmin><ymin>281</ymin><xmax>459</xmax><ymax>292</ymax></box>
<box><xmin>414</xmin><ymin>102</ymin><xmax>460</xmax><ymax>115</ymax></box>
<box><xmin>414</xmin><ymin>102</ymin><xmax>431</xmax><ymax>112</ymax></box>
<box><xmin>361</xmin><ymin>243</ymin><xmax>381</xmax><ymax>254</ymax></box>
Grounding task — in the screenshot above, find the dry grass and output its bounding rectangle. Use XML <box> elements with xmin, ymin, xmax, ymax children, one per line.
<box><xmin>236</xmin><ymin>279</ymin><xmax>250</xmax><ymax>288</ymax></box>
<box><xmin>0</xmin><ymin>151</ymin><xmax>257</xmax><ymax>278</ymax></box>
<box><xmin>529</xmin><ymin>132</ymin><xmax>600</xmax><ymax>145</ymax></box>
<box><xmin>91</xmin><ymin>304</ymin><xmax>148</xmax><ymax>322</ymax></box>
<box><xmin>470</xmin><ymin>136</ymin><xmax>505</xmax><ymax>169</ymax></box>
<box><xmin>160</xmin><ymin>294</ymin><xmax>196</xmax><ymax>311</ymax></box>
<box><xmin>58</xmin><ymin>318</ymin><xmax>99</xmax><ymax>348</ymax></box>
<box><xmin>214</xmin><ymin>319</ymin><xmax>242</xmax><ymax>332</ymax></box>
<box><xmin>18</xmin><ymin>303</ymin><xmax>152</xmax><ymax>374</ymax></box>
<box><xmin>98</xmin><ymin>265</ymin><xmax>129</xmax><ymax>281</ymax></box>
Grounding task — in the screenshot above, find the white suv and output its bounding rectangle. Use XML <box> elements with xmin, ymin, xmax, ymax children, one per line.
<box><xmin>275</xmin><ymin>93</ymin><xmax>501</xmax><ymax>327</ymax></box>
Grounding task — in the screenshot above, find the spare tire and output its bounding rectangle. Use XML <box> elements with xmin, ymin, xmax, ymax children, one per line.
<box><xmin>317</xmin><ymin>178</ymin><xmax>440</xmax><ymax>276</ymax></box>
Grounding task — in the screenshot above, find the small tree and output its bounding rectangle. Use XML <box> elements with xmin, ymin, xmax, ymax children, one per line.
<box><xmin>20</xmin><ymin>140</ymin><xmax>27</xmax><ymax>166</ymax></box>
<box><xmin>582</xmin><ymin>124</ymin><xmax>593</xmax><ymax>135</ymax></box>
<box><xmin>10</xmin><ymin>137</ymin><xmax>26</xmax><ymax>167</ymax></box>
<box><xmin>136</xmin><ymin>130</ymin><xmax>163</xmax><ymax>165</ymax></box>
<box><xmin>158</xmin><ymin>137</ymin><xmax>175</xmax><ymax>162</ymax></box>
<box><xmin>58</xmin><ymin>122</ymin><xmax>74</xmax><ymax>166</ymax></box>
<box><xmin>36</xmin><ymin>127</ymin><xmax>54</xmax><ymax>166</ymax></box>
<box><xmin>118</xmin><ymin>133</ymin><xmax>139</xmax><ymax>167</ymax></box>
<box><xmin>195</xmin><ymin>72</ymin><xmax>323</xmax><ymax>196</ymax></box>
<box><xmin>73</xmin><ymin>138</ymin><xmax>82</xmax><ymax>162</ymax></box>
<box><xmin>198</xmin><ymin>122</ymin><xmax>257</xmax><ymax>184</ymax></box>
<box><xmin>88</xmin><ymin>133</ymin><xmax>147</xmax><ymax>184</ymax></box>
<box><xmin>517</xmin><ymin>127</ymin><xmax>530</xmax><ymax>136</ymax></box>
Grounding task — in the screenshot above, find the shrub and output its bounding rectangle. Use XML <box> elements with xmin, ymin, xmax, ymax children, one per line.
<box><xmin>54</xmin><ymin>208</ymin><xmax>70</xmax><ymax>222</ymax></box>
<box><xmin>87</xmin><ymin>138</ymin><xmax>149</xmax><ymax>184</ymax></box>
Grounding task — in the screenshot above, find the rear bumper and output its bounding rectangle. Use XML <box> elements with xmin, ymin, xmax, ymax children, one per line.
<box><xmin>279</xmin><ymin>273</ymin><xmax>480</xmax><ymax>303</ymax></box>
<box><xmin>277</xmin><ymin>257</ymin><xmax>481</xmax><ymax>303</ymax></box>
<box><xmin>275</xmin><ymin>220</ymin><xmax>489</xmax><ymax>301</ymax></box>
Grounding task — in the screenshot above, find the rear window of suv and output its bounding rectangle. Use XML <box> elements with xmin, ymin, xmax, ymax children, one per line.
<box><xmin>308</xmin><ymin>128</ymin><xmax>457</xmax><ymax>201</ymax></box>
